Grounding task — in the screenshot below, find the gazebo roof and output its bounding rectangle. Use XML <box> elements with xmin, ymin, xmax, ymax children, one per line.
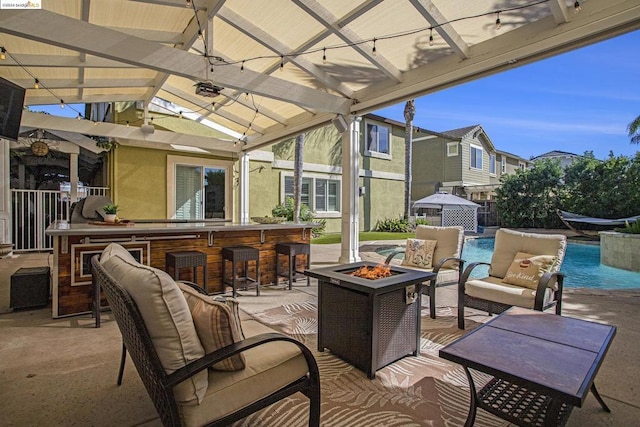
<box><xmin>1</xmin><ymin>0</ymin><xmax>639</xmax><ymax>154</ymax></box>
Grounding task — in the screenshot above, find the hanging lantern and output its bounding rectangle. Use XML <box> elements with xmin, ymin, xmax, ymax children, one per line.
<box><xmin>31</xmin><ymin>140</ymin><xmax>49</xmax><ymax>156</ymax></box>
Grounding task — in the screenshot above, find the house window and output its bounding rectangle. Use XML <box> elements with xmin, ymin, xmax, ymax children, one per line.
<box><xmin>501</xmin><ymin>157</ymin><xmax>506</xmax><ymax>173</ymax></box>
<box><xmin>490</xmin><ymin>154</ymin><xmax>496</xmax><ymax>175</ymax></box>
<box><xmin>447</xmin><ymin>142</ymin><xmax>459</xmax><ymax>157</ymax></box>
<box><xmin>470</xmin><ymin>145</ymin><xmax>483</xmax><ymax>170</ymax></box>
<box><xmin>519</xmin><ymin>162</ymin><xmax>526</xmax><ymax>171</ymax></box>
<box><xmin>284</xmin><ymin>176</ymin><xmax>340</xmax><ymax>212</ymax></box>
<box><xmin>365</xmin><ymin>122</ymin><xmax>390</xmax><ymax>156</ymax></box>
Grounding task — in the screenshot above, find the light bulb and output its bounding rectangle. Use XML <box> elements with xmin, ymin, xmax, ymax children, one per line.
<box><xmin>0</xmin><ymin>47</ymin><xmax>5</xmax><ymax>60</ymax></box>
<box><xmin>429</xmin><ymin>29</ymin><xmax>434</xmax><ymax>46</ymax></box>
<box><xmin>495</xmin><ymin>12</ymin><xmax>501</xmax><ymax>30</ymax></box>
<box><xmin>77</xmin><ymin>113</ymin><xmax>82</xmax><ymax>120</ymax></box>
<box><xmin>322</xmin><ymin>48</ymin><xmax>327</xmax><ymax>64</ymax></box>
<box><xmin>372</xmin><ymin>38</ymin><xmax>377</xmax><ymax>56</ymax></box>
<box><xmin>179</xmin><ymin>111</ymin><xmax>183</xmax><ymax>119</ymax></box>
<box><xmin>244</xmin><ymin>92</ymin><xmax>249</xmax><ymax>101</ymax></box>
<box><xmin>240</xmin><ymin>61</ymin><xmax>244</xmax><ymax>72</ymax></box>
<box><xmin>185</xmin><ymin>0</ymin><xmax>191</xmax><ymax>8</ymax></box>
<box><xmin>574</xmin><ymin>1</ymin><xmax>581</xmax><ymax>13</ymax></box>
<box><xmin>34</xmin><ymin>79</ymin><xmax>39</xmax><ymax>89</ymax></box>
<box><xmin>280</xmin><ymin>56</ymin><xmax>284</xmax><ymax>72</ymax></box>
<box><xmin>60</xmin><ymin>99</ymin><xmax>65</xmax><ymax>108</ymax></box>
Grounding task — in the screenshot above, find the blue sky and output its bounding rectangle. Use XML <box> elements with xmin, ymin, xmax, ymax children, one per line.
<box><xmin>34</xmin><ymin>29</ymin><xmax>639</xmax><ymax>161</ymax></box>
<box><xmin>375</xmin><ymin>29</ymin><xmax>640</xmax><ymax>160</ymax></box>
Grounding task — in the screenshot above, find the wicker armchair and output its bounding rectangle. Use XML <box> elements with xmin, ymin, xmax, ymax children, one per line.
<box><xmin>385</xmin><ymin>225</ymin><xmax>465</xmax><ymax>319</ymax></box>
<box><xmin>458</xmin><ymin>229</ymin><xmax>566</xmax><ymax>329</ymax></box>
<box><xmin>91</xmin><ymin>252</ymin><xmax>320</xmax><ymax>427</ymax></box>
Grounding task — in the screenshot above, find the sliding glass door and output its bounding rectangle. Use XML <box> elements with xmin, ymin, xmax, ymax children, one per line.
<box><xmin>169</xmin><ymin>156</ymin><xmax>231</xmax><ymax>220</ymax></box>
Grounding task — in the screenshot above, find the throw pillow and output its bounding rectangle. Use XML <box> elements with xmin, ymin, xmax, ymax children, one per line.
<box><xmin>402</xmin><ymin>238</ymin><xmax>437</xmax><ymax>269</ymax></box>
<box><xmin>503</xmin><ymin>251</ymin><xmax>557</xmax><ymax>290</ymax></box>
<box><xmin>178</xmin><ymin>283</ymin><xmax>246</xmax><ymax>371</ymax></box>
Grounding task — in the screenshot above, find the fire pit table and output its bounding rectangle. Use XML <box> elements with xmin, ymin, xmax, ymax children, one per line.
<box><xmin>305</xmin><ymin>262</ymin><xmax>435</xmax><ymax>378</ymax></box>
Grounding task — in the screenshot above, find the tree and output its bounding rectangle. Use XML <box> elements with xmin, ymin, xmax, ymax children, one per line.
<box><xmin>403</xmin><ymin>100</ymin><xmax>415</xmax><ymax>219</ymax></box>
<box><xmin>495</xmin><ymin>159</ymin><xmax>564</xmax><ymax>228</ymax></box>
<box><xmin>628</xmin><ymin>115</ymin><xmax>640</xmax><ymax>144</ymax></box>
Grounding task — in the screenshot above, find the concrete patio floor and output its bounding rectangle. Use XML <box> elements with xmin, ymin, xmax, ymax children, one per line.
<box><xmin>1</xmin><ymin>236</ymin><xmax>639</xmax><ymax>426</ymax></box>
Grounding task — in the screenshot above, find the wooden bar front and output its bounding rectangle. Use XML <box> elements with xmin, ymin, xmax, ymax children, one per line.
<box><xmin>46</xmin><ymin>221</ymin><xmax>314</xmax><ymax>318</ymax></box>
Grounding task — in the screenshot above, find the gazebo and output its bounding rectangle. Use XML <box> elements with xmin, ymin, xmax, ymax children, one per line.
<box><xmin>413</xmin><ymin>192</ymin><xmax>480</xmax><ymax>232</ymax></box>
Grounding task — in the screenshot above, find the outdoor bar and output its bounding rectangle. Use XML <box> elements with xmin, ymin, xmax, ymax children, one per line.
<box><xmin>46</xmin><ymin>220</ymin><xmax>313</xmax><ymax>318</ymax></box>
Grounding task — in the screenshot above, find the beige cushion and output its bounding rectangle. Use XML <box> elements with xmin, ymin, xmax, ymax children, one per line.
<box><xmin>503</xmin><ymin>252</ymin><xmax>557</xmax><ymax>290</ymax></box>
<box><xmin>99</xmin><ymin>242</ymin><xmax>137</xmax><ymax>264</ymax></box>
<box><xmin>178</xmin><ymin>283</ymin><xmax>246</xmax><ymax>371</ymax></box>
<box><xmin>402</xmin><ymin>238</ymin><xmax>437</xmax><ymax>269</ymax></box>
<box><xmin>489</xmin><ymin>229</ymin><xmax>566</xmax><ymax>278</ymax></box>
<box><xmin>178</xmin><ymin>318</ymin><xmax>309</xmax><ymax>427</ymax></box>
<box><xmin>465</xmin><ymin>276</ymin><xmax>554</xmax><ymax>309</ymax></box>
<box><xmin>415</xmin><ymin>225</ymin><xmax>464</xmax><ymax>269</ymax></box>
<box><xmin>101</xmin><ymin>252</ymin><xmax>207</xmax><ymax>405</ymax></box>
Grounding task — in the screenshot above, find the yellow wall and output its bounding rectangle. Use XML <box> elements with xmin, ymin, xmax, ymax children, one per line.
<box><xmin>111</xmin><ymin>145</ymin><xmax>234</xmax><ymax>220</ymax></box>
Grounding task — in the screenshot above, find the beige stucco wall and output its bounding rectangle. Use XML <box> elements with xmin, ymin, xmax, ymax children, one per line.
<box><xmin>412</xmin><ymin>136</ymin><xmax>447</xmax><ymax>201</ymax></box>
<box><xmin>110</xmin><ymin>145</ymin><xmax>234</xmax><ymax>220</ymax></box>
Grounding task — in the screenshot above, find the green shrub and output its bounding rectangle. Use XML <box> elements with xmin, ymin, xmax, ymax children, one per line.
<box><xmin>414</xmin><ymin>218</ymin><xmax>430</xmax><ymax>227</ymax></box>
<box><xmin>375</xmin><ymin>216</ymin><xmax>411</xmax><ymax>233</ymax></box>
<box><xmin>272</xmin><ymin>197</ymin><xmax>326</xmax><ymax>237</ymax></box>
<box><xmin>615</xmin><ymin>220</ymin><xmax>640</xmax><ymax>234</ymax></box>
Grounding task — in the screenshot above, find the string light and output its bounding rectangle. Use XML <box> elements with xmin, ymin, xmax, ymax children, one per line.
<box><xmin>244</xmin><ymin>92</ymin><xmax>249</xmax><ymax>100</ymax></box>
<box><xmin>178</xmin><ymin>111</ymin><xmax>183</xmax><ymax>119</ymax></box>
<box><xmin>429</xmin><ymin>28</ymin><xmax>434</xmax><ymax>46</ymax></box>
<box><xmin>77</xmin><ymin>113</ymin><xmax>82</xmax><ymax>120</ymax></box>
<box><xmin>0</xmin><ymin>47</ymin><xmax>5</xmax><ymax>60</ymax></box>
<box><xmin>34</xmin><ymin>78</ymin><xmax>39</xmax><ymax>89</ymax></box>
<box><xmin>372</xmin><ymin>38</ymin><xmax>377</xmax><ymax>56</ymax></box>
<box><xmin>574</xmin><ymin>1</ymin><xmax>581</xmax><ymax>13</ymax></box>
<box><xmin>126</xmin><ymin>121</ymin><xmax>130</xmax><ymax>127</ymax></box>
<box><xmin>280</xmin><ymin>55</ymin><xmax>284</xmax><ymax>71</ymax></box>
<box><xmin>195</xmin><ymin>0</ymin><xmax>549</xmax><ymax>70</ymax></box>
<box><xmin>185</xmin><ymin>0</ymin><xmax>191</xmax><ymax>7</ymax></box>
<box><xmin>240</xmin><ymin>60</ymin><xmax>244</xmax><ymax>72</ymax></box>
<box><xmin>197</xmin><ymin>30</ymin><xmax>203</xmax><ymax>41</ymax></box>
<box><xmin>60</xmin><ymin>99</ymin><xmax>65</xmax><ymax>108</ymax></box>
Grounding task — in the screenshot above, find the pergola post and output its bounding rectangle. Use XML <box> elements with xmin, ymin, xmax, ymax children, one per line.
<box><xmin>238</xmin><ymin>151</ymin><xmax>250</xmax><ymax>223</ymax></box>
<box><xmin>0</xmin><ymin>139</ymin><xmax>11</xmax><ymax>245</ymax></box>
<box><xmin>339</xmin><ymin>115</ymin><xmax>361</xmax><ymax>264</ymax></box>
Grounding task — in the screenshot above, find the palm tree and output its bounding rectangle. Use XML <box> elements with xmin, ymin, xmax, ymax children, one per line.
<box><xmin>404</xmin><ymin>100</ymin><xmax>415</xmax><ymax>219</ymax></box>
<box><xmin>628</xmin><ymin>115</ymin><xmax>640</xmax><ymax>144</ymax></box>
<box><xmin>293</xmin><ymin>133</ymin><xmax>305</xmax><ymax>221</ymax></box>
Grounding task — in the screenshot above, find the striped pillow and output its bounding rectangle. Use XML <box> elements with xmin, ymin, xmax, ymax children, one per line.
<box><xmin>178</xmin><ymin>283</ymin><xmax>246</xmax><ymax>371</ymax></box>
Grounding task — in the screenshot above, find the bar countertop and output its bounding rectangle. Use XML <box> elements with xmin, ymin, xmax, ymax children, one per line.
<box><xmin>46</xmin><ymin>220</ymin><xmax>316</xmax><ymax>236</ymax></box>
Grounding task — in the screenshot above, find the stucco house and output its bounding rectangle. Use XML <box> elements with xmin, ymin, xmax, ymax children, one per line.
<box><xmin>530</xmin><ymin>150</ymin><xmax>582</xmax><ymax>169</ymax></box>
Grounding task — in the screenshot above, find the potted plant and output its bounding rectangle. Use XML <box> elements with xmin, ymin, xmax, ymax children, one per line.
<box><xmin>103</xmin><ymin>204</ymin><xmax>119</xmax><ymax>223</ymax></box>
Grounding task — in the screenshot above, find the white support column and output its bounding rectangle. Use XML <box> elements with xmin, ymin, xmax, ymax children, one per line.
<box><xmin>0</xmin><ymin>139</ymin><xmax>11</xmax><ymax>244</ymax></box>
<box><xmin>238</xmin><ymin>151</ymin><xmax>250</xmax><ymax>223</ymax></box>
<box><xmin>70</xmin><ymin>152</ymin><xmax>79</xmax><ymax>203</ymax></box>
<box><xmin>339</xmin><ymin>115</ymin><xmax>361</xmax><ymax>264</ymax></box>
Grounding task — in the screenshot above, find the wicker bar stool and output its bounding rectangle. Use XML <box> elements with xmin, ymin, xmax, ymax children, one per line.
<box><xmin>222</xmin><ymin>246</ymin><xmax>260</xmax><ymax>297</ymax></box>
<box><xmin>165</xmin><ymin>251</ymin><xmax>209</xmax><ymax>292</ymax></box>
<box><xmin>275</xmin><ymin>242</ymin><xmax>310</xmax><ymax>289</ymax></box>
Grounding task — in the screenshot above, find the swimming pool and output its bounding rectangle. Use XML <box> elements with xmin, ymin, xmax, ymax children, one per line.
<box><xmin>462</xmin><ymin>238</ymin><xmax>640</xmax><ymax>290</ymax></box>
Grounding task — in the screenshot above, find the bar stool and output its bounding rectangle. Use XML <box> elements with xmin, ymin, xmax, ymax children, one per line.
<box><xmin>275</xmin><ymin>242</ymin><xmax>310</xmax><ymax>289</ymax></box>
<box><xmin>221</xmin><ymin>246</ymin><xmax>260</xmax><ymax>297</ymax></box>
<box><xmin>166</xmin><ymin>251</ymin><xmax>209</xmax><ymax>292</ymax></box>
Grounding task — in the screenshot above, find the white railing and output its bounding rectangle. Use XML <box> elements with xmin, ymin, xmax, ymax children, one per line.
<box><xmin>11</xmin><ymin>187</ymin><xmax>110</xmax><ymax>252</ymax></box>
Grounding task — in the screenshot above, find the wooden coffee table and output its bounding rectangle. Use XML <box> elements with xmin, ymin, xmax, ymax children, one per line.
<box><xmin>440</xmin><ymin>307</ymin><xmax>616</xmax><ymax>427</ymax></box>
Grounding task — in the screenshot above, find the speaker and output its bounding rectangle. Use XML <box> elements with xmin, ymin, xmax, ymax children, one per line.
<box><xmin>332</xmin><ymin>114</ymin><xmax>349</xmax><ymax>133</ymax></box>
<box><xmin>10</xmin><ymin>267</ymin><xmax>50</xmax><ymax>310</ymax></box>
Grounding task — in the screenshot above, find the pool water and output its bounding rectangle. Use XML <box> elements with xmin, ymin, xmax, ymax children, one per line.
<box><xmin>462</xmin><ymin>238</ymin><xmax>640</xmax><ymax>290</ymax></box>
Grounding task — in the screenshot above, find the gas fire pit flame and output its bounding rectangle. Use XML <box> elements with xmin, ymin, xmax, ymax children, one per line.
<box><xmin>349</xmin><ymin>264</ymin><xmax>392</xmax><ymax>280</ymax></box>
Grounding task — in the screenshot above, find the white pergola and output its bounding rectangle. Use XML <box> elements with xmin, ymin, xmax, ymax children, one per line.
<box><xmin>1</xmin><ymin>0</ymin><xmax>639</xmax><ymax>262</ymax></box>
